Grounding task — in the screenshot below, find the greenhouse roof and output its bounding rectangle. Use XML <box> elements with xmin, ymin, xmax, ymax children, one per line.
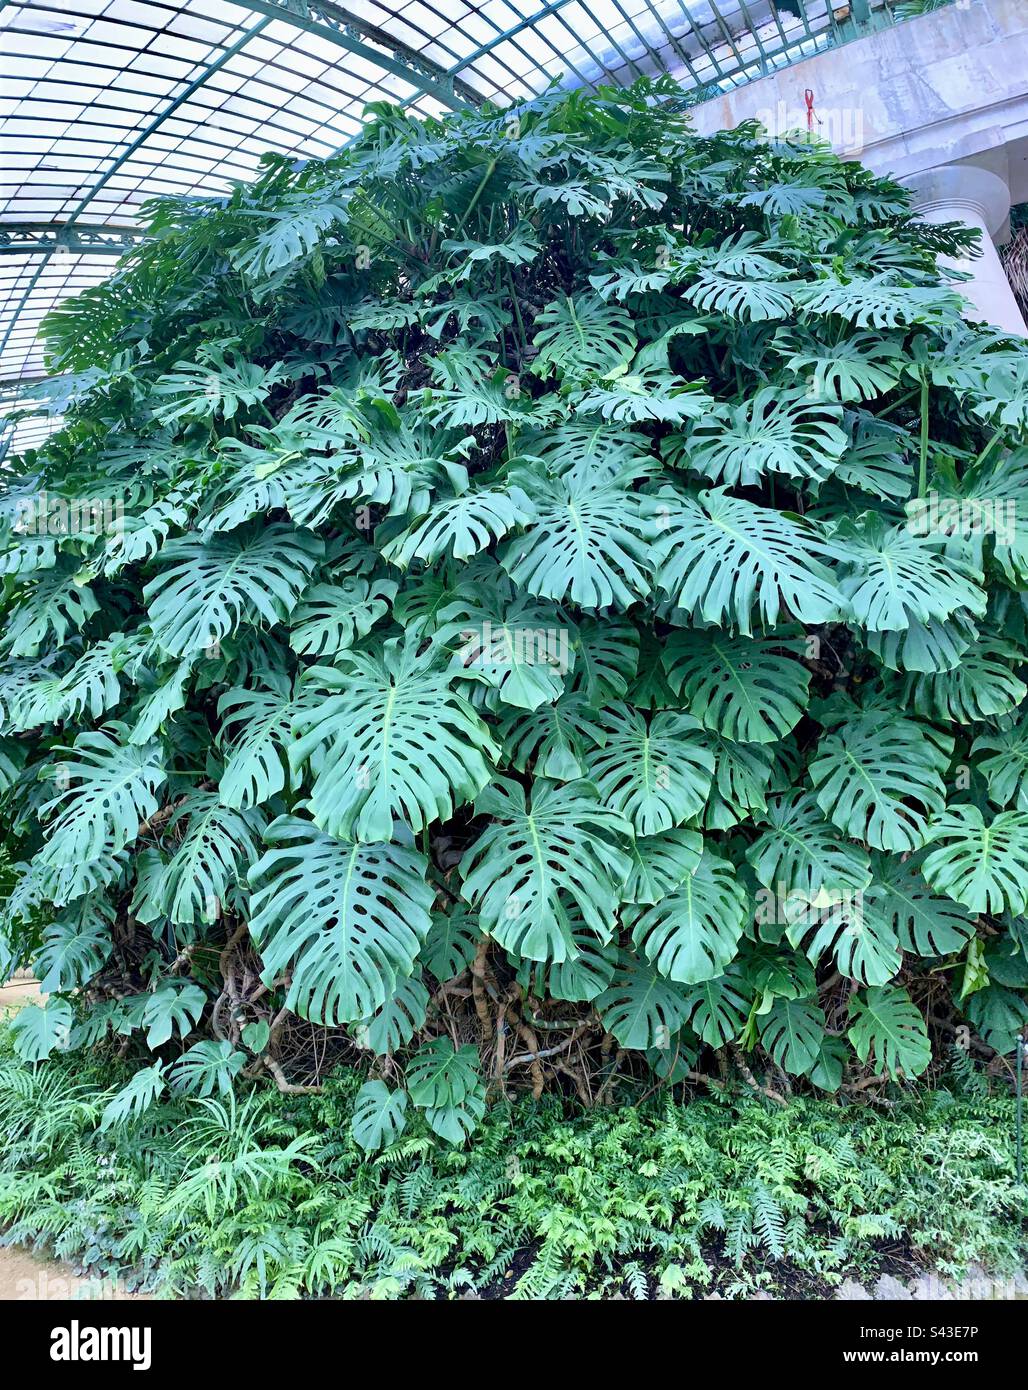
<box><xmin>0</xmin><ymin>0</ymin><xmax>901</xmax><ymax>452</ymax></box>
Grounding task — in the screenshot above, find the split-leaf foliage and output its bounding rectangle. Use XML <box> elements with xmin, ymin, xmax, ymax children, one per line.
<box><xmin>5</xmin><ymin>78</ymin><xmax>1028</xmax><ymax>1147</ymax></box>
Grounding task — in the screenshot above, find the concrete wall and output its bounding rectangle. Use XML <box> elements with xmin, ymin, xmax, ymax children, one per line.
<box><xmin>689</xmin><ymin>0</ymin><xmax>1028</xmax><ymax>202</ymax></box>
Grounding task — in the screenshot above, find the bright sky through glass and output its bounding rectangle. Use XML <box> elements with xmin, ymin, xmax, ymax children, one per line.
<box><xmin>0</xmin><ymin>0</ymin><xmax>867</xmax><ymax>452</ymax></box>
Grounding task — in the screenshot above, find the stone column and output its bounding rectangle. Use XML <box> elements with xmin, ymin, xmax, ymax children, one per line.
<box><xmin>902</xmin><ymin>164</ymin><xmax>1026</xmax><ymax>337</ymax></box>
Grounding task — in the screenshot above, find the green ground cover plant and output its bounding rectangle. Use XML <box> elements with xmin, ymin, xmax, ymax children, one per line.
<box><xmin>3</xmin><ymin>78</ymin><xmax>1028</xmax><ymax>1144</ymax></box>
<box><xmin>0</xmin><ymin>1030</ymin><xmax>1024</xmax><ymax>1299</ymax></box>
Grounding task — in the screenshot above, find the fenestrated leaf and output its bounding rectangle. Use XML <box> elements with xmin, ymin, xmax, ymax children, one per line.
<box><xmin>351</xmin><ymin>1080</ymin><xmax>408</xmax><ymax>1153</ymax></box>
<box><xmin>1</xmin><ymin>564</ymin><xmax>99</xmax><ymax>660</ymax></box>
<box><xmin>903</xmin><ymin>638</ymin><xmax>1026</xmax><ymax>724</ymax></box>
<box><xmin>568</xmin><ymin>615</ymin><xmax>640</xmax><ymax>706</ymax></box>
<box><xmin>352</xmin><ymin>975</ymin><xmax>429</xmax><ymax>1055</ymax></box>
<box><xmin>144</xmin><ymin>523</ymin><xmax>322</xmax><ymax>659</ymax></box>
<box><xmin>759</xmin><ymin>996</ymin><xmax>825</xmax><ymax>1075</ymax></box>
<box><xmin>99</xmin><ymin>1063</ymin><xmax>166</xmax><ymax>1130</ymax></box>
<box><xmin>848</xmin><ymin>985</ymin><xmax>931</xmax><ymax>1078</ymax></box>
<box><xmin>866</xmin><ymin>611</ymin><xmax>977</xmax><ymax>674</ymax></box>
<box><xmin>788</xmin><ymin>895</ymin><xmax>901</xmax><ymax>987</ymax></box>
<box><xmin>663</xmin><ymin>628</ymin><xmax>810</xmax><ymax>745</ymax></box>
<box><xmin>973</xmin><ymin>714</ymin><xmax>1028</xmax><ymax>810</ymax></box>
<box><xmin>596</xmin><ymin>955</ymin><xmax>690</xmax><ymax>1050</ymax></box>
<box><xmin>34</xmin><ymin>896</ymin><xmax>114</xmax><ymax>992</ymax></box>
<box><xmin>530</xmin><ymin>292</ymin><xmax>636</xmax><ymax>380</ymax></box>
<box><xmin>54</xmin><ymin>637</ymin><xmax>123</xmax><ymax>721</ymax></box>
<box><xmin>626</xmin><ymin>848</ymin><xmax>747</xmax><ymax>984</ymax></box>
<box><xmin>381</xmin><ymin>485</ymin><xmax>535</xmax><ymax>567</ymax></box>
<box><xmin>37</xmin><ymin>724</ymin><xmax>166</xmax><ymax>869</ymax></box>
<box><xmin>248</xmin><ymin>814</ymin><xmax>434</xmax><ymax>1025</ymax></box>
<box><xmin>832</xmin><ymin>513</ymin><xmax>985</xmax><ymax>634</ymax></box>
<box><xmin>438</xmin><ymin>589</ymin><xmax>572</xmax><ymax>712</ymax></box>
<box><xmin>406</xmin><ymin>1038</ymin><xmax>485</xmax><ymax>1144</ymax></box>
<box><xmin>422</xmin><ymin>907</ymin><xmax>481</xmax><ymax>982</ymax></box>
<box><xmin>621</xmin><ymin>828</ymin><xmax>703</xmax><ymax>905</ymax></box>
<box><xmin>808</xmin><ymin>711</ymin><xmax>951</xmax><ymax>853</ymax></box>
<box><xmin>152</xmin><ymin>791</ymin><xmax>268</xmax><ymax>927</ymax></box>
<box><xmin>169</xmin><ymin>1040</ymin><xmax>246</xmax><ymax>1098</ymax></box>
<box><xmin>229</xmin><ymin>191</ymin><xmax>353</xmax><ymax>281</ymax></box>
<box><xmin>513</xmin><ymin>910</ymin><xmax>619</xmax><ymax>1003</ymax></box>
<box><xmin>775</xmin><ymin>330</ymin><xmax>904</xmax><ymax>403</ymax></box>
<box><xmin>668</xmin><ymin>387</ymin><xmax>846</xmax><ymax>489</ymax></box>
<box><xmin>138</xmin><ymin>981</ymin><xmax>207</xmax><ymax>1048</ymax></box>
<box><xmin>0</xmin><ymin>736</ymin><xmax>26</xmax><ymax>796</ymax></box>
<box><xmin>460</xmin><ymin>777</ymin><xmax>631</xmax><ymax>964</ymax></box>
<box><xmin>217</xmin><ymin>684</ymin><xmax>309</xmax><ymax>810</ymax></box>
<box><xmin>702</xmin><ymin>735</ymin><xmax>774</xmax><ymax>831</ymax></box>
<box><xmin>498</xmin><ymin>694</ymin><xmax>594</xmax><ymax>780</ymax></box>
<box><xmin>583</xmin><ymin>703</ymin><xmax>714</xmax><ymax>836</ymax></box>
<box><xmin>291</xmin><ymin>637</ymin><xmax>498</xmax><ymax>842</ymax></box>
<box><xmin>681</xmin><ymin>966</ymin><xmax>754</xmax><ymax>1046</ymax></box>
<box><xmin>747</xmin><ymin>790</ymin><xmax>872</xmax><ymax>912</ymax></box>
<box><xmin>288</xmin><ymin>577</ymin><xmax>396</xmax><ymax>659</ymax></box>
<box><xmin>500</xmin><ymin>468</ymin><xmax>655</xmax><ymax>611</ymax></box>
<box><xmin>10</xmin><ymin>997</ymin><xmax>73</xmax><ymax>1062</ymax></box>
<box><xmin>653</xmin><ymin>488</ymin><xmax>846</xmax><ymax>636</ymax></box>
<box><xmin>965</xmin><ymin>983</ymin><xmax>1028</xmax><ymax>1053</ymax></box>
<box><xmin>867</xmin><ymin>851</ymin><xmax>976</xmax><ymax>958</ymax></box>
<box><xmin>127</xmin><ymin>661</ymin><xmax>192</xmax><ymax>745</ymax></box>
<box><xmin>921</xmin><ymin>806</ymin><xmax>1028</xmax><ymax>915</ymax></box>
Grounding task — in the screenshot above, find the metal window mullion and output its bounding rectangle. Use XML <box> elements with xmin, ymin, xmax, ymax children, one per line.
<box><xmin>62</xmin><ymin>18</ymin><xmax>272</xmax><ymax>227</ymax></box>
<box><xmin>231</xmin><ymin>0</ymin><xmax>471</xmax><ymax>109</ymax></box>
<box><xmin>446</xmin><ymin>0</ymin><xmax>612</xmax><ymax>91</ymax></box>
<box><xmin>667</xmin><ymin>1</ymin><xmax>731</xmax><ymax>80</ymax></box>
<box><xmin>0</xmin><ymin>251</ymin><xmax>53</xmax><ymax>366</ymax></box>
<box><xmin>733</xmin><ymin>0</ymin><xmax>776</xmax><ymax>71</ymax></box>
<box><xmin>635</xmin><ymin>0</ymin><xmax>712</xmax><ymax>87</ymax></box>
<box><xmin>703</xmin><ymin>0</ymin><xmax>752</xmax><ymax>72</ymax></box>
<box><xmin>482</xmin><ymin>2</ymin><xmax>627</xmax><ymax>93</ymax></box>
<box><xmin>583</xmin><ymin>0</ymin><xmax>670</xmax><ymax>81</ymax></box>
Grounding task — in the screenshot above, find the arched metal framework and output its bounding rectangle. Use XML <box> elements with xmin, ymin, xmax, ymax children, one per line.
<box><xmin>0</xmin><ymin>0</ymin><xmax>905</xmax><ymax>451</ymax></box>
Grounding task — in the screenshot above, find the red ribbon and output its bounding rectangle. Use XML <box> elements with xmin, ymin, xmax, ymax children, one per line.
<box><xmin>804</xmin><ymin>88</ymin><xmax>815</xmax><ymax>132</ymax></box>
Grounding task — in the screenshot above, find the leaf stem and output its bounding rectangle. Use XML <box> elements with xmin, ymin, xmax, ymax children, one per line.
<box><xmin>917</xmin><ymin>370</ymin><xmax>930</xmax><ymax>499</ymax></box>
<box><xmin>454</xmin><ymin>158</ymin><xmax>497</xmax><ymax>237</ymax></box>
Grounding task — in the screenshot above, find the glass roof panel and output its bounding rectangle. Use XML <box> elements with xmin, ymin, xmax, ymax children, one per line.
<box><xmin>0</xmin><ymin>0</ymin><xmax>903</xmax><ymax>437</ymax></box>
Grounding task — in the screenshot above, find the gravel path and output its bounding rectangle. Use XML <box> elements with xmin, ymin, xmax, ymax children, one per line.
<box><xmin>0</xmin><ymin>1245</ymin><xmax>146</xmax><ymax>1301</ymax></box>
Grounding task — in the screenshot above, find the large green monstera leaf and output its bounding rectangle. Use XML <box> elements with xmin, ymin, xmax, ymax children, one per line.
<box><xmin>669</xmin><ymin>387</ymin><xmax>847</xmax><ymax>488</ymax></box>
<box><xmin>144</xmin><ymin>523</ymin><xmax>322</xmax><ymax>658</ymax></box>
<box><xmin>747</xmin><ymin>791</ymin><xmax>872</xmax><ymax>911</ymax></box>
<box><xmin>249</xmin><ymin>816</ymin><xmax>433</xmax><ymax>1025</ymax></box>
<box><xmin>582</xmin><ymin>703</ymin><xmax>714</xmax><ymax>835</ymax></box>
<box><xmin>290</xmin><ymin>637</ymin><xmax>498</xmax><ymax>842</ymax></box>
<box><xmin>460</xmin><ymin>778</ymin><xmax>631</xmax><ymax>963</ymax></box>
<box><xmin>626</xmin><ymin>849</ymin><xmax>747</xmax><ymax>984</ymax></box>
<box><xmin>37</xmin><ymin>725</ymin><xmax>167</xmax><ymax>871</ymax></box>
<box><xmin>662</xmin><ymin>628</ymin><xmax>810</xmax><ymax>745</ymax></box>
<box><xmin>6</xmin><ymin>75</ymin><xmax>1028</xmax><ymax>1129</ymax></box>
<box><xmin>653</xmin><ymin>489</ymin><xmax>846</xmax><ymax>635</ymax></box>
<box><xmin>921</xmin><ymin>807</ymin><xmax>1028</xmax><ymax>915</ymax></box>
<box><xmin>848</xmin><ymin>986</ymin><xmax>932</xmax><ymax>1079</ymax></box>
<box><xmin>499</xmin><ymin>468</ymin><xmax>656</xmax><ymax>610</ymax></box>
<box><xmin>808</xmin><ymin>711</ymin><xmax>951</xmax><ymax>852</ymax></box>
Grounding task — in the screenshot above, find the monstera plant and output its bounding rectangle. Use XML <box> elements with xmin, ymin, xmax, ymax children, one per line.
<box><xmin>4</xmin><ymin>78</ymin><xmax>1028</xmax><ymax>1145</ymax></box>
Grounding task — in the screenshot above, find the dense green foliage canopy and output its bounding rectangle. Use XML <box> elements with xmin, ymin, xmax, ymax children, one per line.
<box><xmin>5</xmin><ymin>79</ymin><xmax>1028</xmax><ymax>1142</ymax></box>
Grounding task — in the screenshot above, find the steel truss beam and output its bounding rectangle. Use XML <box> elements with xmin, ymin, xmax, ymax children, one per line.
<box><xmin>235</xmin><ymin>0</ymin><xmax>480</xmax><ymax>109</ymax></box>
<box><xmin>0</xmin><ymin>224</ymin><xmax>144</xmax><ymax>257</ymax></box>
